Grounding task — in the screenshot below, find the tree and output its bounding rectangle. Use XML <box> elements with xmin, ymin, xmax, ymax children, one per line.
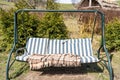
<box><xmin>37</xmin><ymin>0</ymin><xmax>69</xmax><ymax>39</ymax></box>
<box><xmin>0</xmin><ymin>0</ymin><xmax>40</xmax><ymax>51</ymax></box>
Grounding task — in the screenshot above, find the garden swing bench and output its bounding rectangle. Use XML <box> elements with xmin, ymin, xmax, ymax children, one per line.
<box><xmin>6</xmin><ymin>9</ymin><xmax>113</xmax><ymax>80</ymax></box>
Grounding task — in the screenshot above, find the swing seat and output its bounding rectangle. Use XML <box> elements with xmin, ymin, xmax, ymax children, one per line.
<box><xmin>6</xmin><ymin>9</ymin><xmax>113</xmax><ymax>80</ymax></box>
<box><xmin>16</xmin><ymin>38</ymin><xmax>99</xmax><ymax>63</ymax></box>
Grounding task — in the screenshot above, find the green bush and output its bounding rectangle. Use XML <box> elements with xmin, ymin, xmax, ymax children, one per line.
<box><xmin>37</xmin><ymin>12</ymin><xmax>68</xmax><ymax>39</ymax></box>
<box><xmin>37</xmin><ymin>0</ymin><xmax>68</xmax><ymax>39</ymax></box>
<box><xmin>0</xmin><ymin>0</ymin><xmax>40</xmax><ymax>51</ymax></box>
<box><xmin>105</xmin><ymin>18</ymin><xmax>120</xmax><ymax>51</ymax></box>
<box><xmin>0</xmin><ymin>9</ymin><xmax>14</xmax><ymax>51</ymax></box>
<box><xmin>0</xmin><ymin>0</ymin><xmax>68</xmax><ymax>51</ymax></box>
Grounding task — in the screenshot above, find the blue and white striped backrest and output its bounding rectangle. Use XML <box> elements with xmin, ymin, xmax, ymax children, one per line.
<box><xmin>48</xmin><ymin>38</ymin><xmax>93</xmax><ymax>56</ymax></box>
<box><xmin>25</xmin><ymin>38</ymin><xmax>48</xmax><ymax>55</ymax></box>
<box><xmin>47</xmin><ymin>39</ymin><xmax>65</xmax><ymax>54</ymax></box>
<box><xmin>66</xmin><ymin>38</ymin><xmax>93</xmax><ymax>56</ymax></box>
<box><xmin>25</xmin><ymin>38</ymin><xmax>93</xmax><ymax>56</ymax></box>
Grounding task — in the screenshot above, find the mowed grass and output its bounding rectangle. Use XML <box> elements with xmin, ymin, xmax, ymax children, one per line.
<box><xmin>0</xmin><ymin>52</ymin><xmax>29</xmax><ymax>80</ymax></box>
<box><xmin>0</xmin><ymin>52</ymin><xmax>7</xmax><ymax>80</ymax></box>
<box><xmin>58</xmin><ymin>3</ymin><xmax>76</xmax><ymax>10</ymax></box>
<box><xmin>111</xmin><ymin>52</ymin><xmax>120</xmax><ymax>80</ymax></box>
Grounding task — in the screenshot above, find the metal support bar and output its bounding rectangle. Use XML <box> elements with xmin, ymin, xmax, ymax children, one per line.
<box><xmin>6</xmin><ymin>43</ymin><xmax>16</xmax><ymax>80</ymax></box>
<box><xmin>103</xmin><ymin>45</ymin><xmax>114</xmax><ymax>80</ymax></box>
<box><xmin>91</xmin><ymin>11</ymin><xmax>97</xmax><ymax>42</ymax></box>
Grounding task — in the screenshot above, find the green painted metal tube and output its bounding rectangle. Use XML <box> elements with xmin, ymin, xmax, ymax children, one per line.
<box><xmin>14</xmin><ymin>12</ymin><xmax>18</xmax><ymax>44</ymax></box>
<box><xmin>101</xmin><ymin>12</ymin><xmax>113</xmax><ymax>80</ymax></box>
<box><xmin>103</xmin><ymin>45</ymin><xmax>114</xmax><ymax>80</ymax></box>
<box><xmin>6</xmin><ymin>43</ymin><xmax>16</xmax><ymax>80</ymax></box>
<box><xmin>6</xmin><ymin>12</ymin><xmax>17</xmax><ymax>80</ymax></box>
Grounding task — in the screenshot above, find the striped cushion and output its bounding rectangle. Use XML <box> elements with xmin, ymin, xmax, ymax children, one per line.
<box><xmin>47</xmin><ymin>39</ymin><xmax>65</xmax><ymax>54</ymax></box>
<box><xmin>48</xmin><ymin>38</ymin><xmax>93</xmax><ymax>56</ymax></box>
<box><xmin>16</xmin><ymin>38</ymin><xmax>99</xmax><ymax>63</ymax></box>
<box><xmin>16</xmin><ymin>38</ymin><xmax>49</xmax><ymax>61</ymax></box>
<box><xmin>26</xmin><ymin>38</ymin><xmax>48</xmax><ymax>55</ymax></box>
<box><xmin>81</xmin><ymin>56</ymin><xmax>99</xmax><ymax>63</ymax></box>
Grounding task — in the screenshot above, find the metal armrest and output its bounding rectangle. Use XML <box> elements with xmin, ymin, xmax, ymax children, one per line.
<box><xmin>16</xmin><ymin>47</ymin><xmax>27</xmax><ymax>56</ymax></box>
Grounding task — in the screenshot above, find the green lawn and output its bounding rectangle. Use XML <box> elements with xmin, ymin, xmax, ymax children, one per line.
<box><xmin>0</xmin><ymin>52</ymin><xmax>7</xmax><ymax>80</ymax></box>
<box><xmin>58</xmin><ymin>3</ymin><xmax>76</xmax><ymax>10</ymax></box>
<box><xmin>0</xmin><ymin>52</ymin><xmax>29</xmax><ymax>80</ymax></box>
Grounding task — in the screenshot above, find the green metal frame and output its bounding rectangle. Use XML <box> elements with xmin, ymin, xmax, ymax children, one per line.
<box><xmin>6</xmin><ymin>9</ymin><xmax>114</xmax><ymax>80</ymax></box>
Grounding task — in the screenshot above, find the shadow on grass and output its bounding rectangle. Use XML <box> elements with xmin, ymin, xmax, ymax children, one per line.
<box><xmin>9</xmin><ymin>63</ymin><xmax>103</xmax><ymax>79</ymax></box>
<box><xmin>34</xmin><ymin>63</ymin><xmax>103</xmax><ymax>75</ymax></box>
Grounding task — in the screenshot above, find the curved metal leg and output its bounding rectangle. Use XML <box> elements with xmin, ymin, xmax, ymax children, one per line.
<box><xmin>103</xmin><ymin>46</ymin><xmax>114</xmax><ymax>80</ymax></box>
<box><xmin>6</xmin><ymin>44</ymin><xmax>15</xmax><ymax>80</ymax></box>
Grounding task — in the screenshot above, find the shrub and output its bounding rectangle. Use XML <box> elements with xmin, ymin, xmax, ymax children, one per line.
<box><xmin>105</xmin><ymin>18</ymin><xmax>120</xmax><ymax>51</ymax></box>
<box><xmin>37</xmin><ymin>12</ymin><xmax>68</xmax><ymax>39</ymax></box>
<box><xmin>0</xmin><ymin>9</ymin><xmax>14</xmax><ymax>51</ymax></box>
<box><xmin>0</xmin><ymin>0</ymin><xmax>40</xmax><ymax>51</ymax></box>
<box><xmin>37</xmin><ymin>0</ymin><xmax>68</xmax><ymax>39</ymax></box>
<box><xmin>0</xmin><ymin>0</ymin><xmax>68</xmax><ymax>51</ymax></box>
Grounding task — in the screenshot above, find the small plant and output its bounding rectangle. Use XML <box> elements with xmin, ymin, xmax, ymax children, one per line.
<box><xmin>105</xmin><ymin>18</ymin><xmax>120</xmax><ymax>51</ymax></box>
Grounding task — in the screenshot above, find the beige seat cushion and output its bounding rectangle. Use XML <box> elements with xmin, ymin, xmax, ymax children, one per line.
<box><xmin>27</xmin><ymin>54</ymin><xmax>81</xmax><ymax>70</ymax></box>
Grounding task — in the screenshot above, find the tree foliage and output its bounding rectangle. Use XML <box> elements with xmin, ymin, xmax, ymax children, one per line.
<box><xmin>0</xmin><ymin>0</ymin><xmax>68</xmax><ymax>51</ymax></box>
<box><xmin>105</xmin><ymin>18</ymin><xmax>120</xmax><ymax>51</ymax></box>
<box><xmin>46</xmin><ymin>0</ymin><xmax>58</xmax><ymax>10</ymax></box>
<box><xmin>0</xmin><ymin>0</ymin><xmax>40</xmax><ymax>51</ymax></box>
<box><xmin>37</xmin><ymin>12</ymin><xmax>68</xmax><ymax>39</ymax></box>
<box><xmin>37</xmin><ymin>0</ymin><xmax>68</xmax><ymax>39</ymax></box>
